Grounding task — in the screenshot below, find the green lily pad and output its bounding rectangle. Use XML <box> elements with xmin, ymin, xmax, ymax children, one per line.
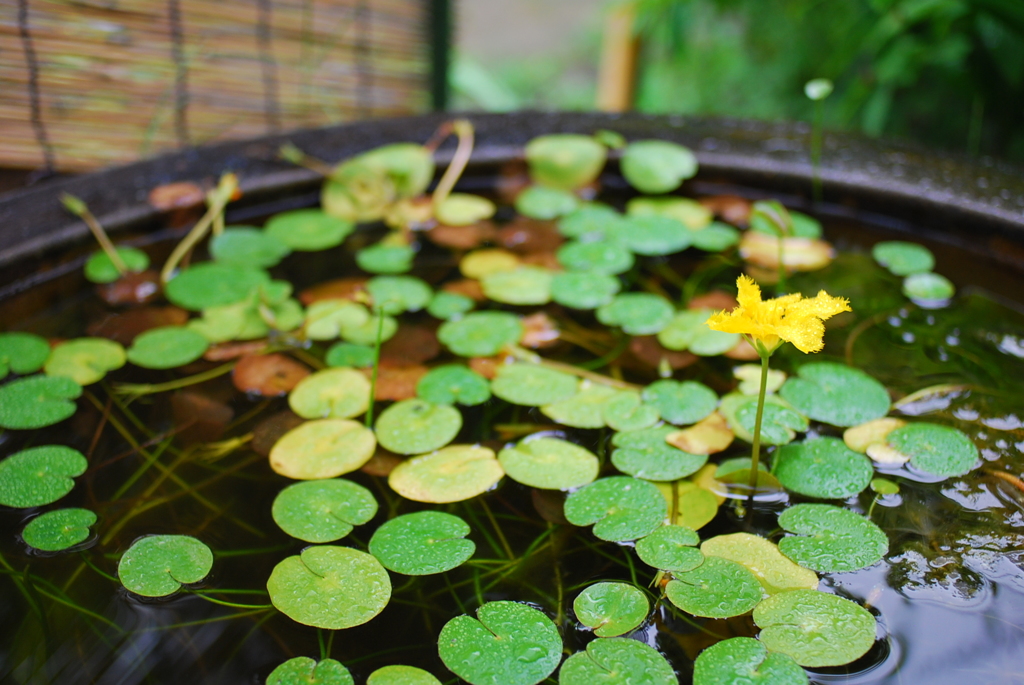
<box><xmin>701</xmin><ymin>532</ymin><xmax>818</xmax><ymax>596</ymax></box>
<box><xmin>596</xmin><ymin>294</ymin><xmax>674</xmax><ymax>335</ymax></box>
<box><xmin>773</xmin><ymin>437</ymin><xmax>874</xmax><ymax>499</ymax></box>
<box><xmin>753</xmin><ymin>589</ymin><xmax>876</xmax><ymax>667</ymax></box>
<box><xmin>872</xmin><ymin>240</ymin><xmax>934</xmax><ymax>276</ymax></box>
<box><xmin>436</xmin><ymin>193</ymin><xmax>496</xmax><ymax>226</ymax></box>
<box><xmin>264</xmin><ymin>209</ymin><xmax>355</xmax><ymax>251</ymax></box>
<box><xmin>325</xmin><ymin>342</ymin><xmax>376</xmax><ymax>368</ymax></box>
<box><xmin>118</xmin><ymin>535</ymin><xmax>213</xmax><ymax>597</ymax></box>
<box><xmin>626</xmin><ymin>196</ymin><xmax>712</xmax><ymax>230</ymax></box>
<box><xmin>289</xmin><ymin>367</ymin><xmax>371</xmax><ymax>419</ymax></box>
<box><xmin>272</xmin><ymin>479</ymin><xmax>378</xmax><ymax>543</ymax></box>
<box><xmin>620</xmin><ymin>140</ymin><xmax>698</xmax><ymax>194</ymax></box>
<box><xmin>84</xmin><ymin>247</ymin><xmax>150</xmax><ymax>283</ymax></box>
<box><xmin>45</xmin><ymin>337</ymin><xmax>125</xmax><ymax>385</ymax></box>
<box><xmin>368</xmin><ymin>510</ymin><xmax>475</xmax><ymax>575</ymax></box>
<box><xmin>748</xmin><ymin>201</ymin><xmax>793</xmax><ymax>236</ymax></box>
<box><xmin>0</xmin><ymin>446</ymin><xmax>87</xmax><ymax>508</ymax></box>
<box><xmin>691</xmin><ymin>223</ymin><xmax>741</xmax><ymax>252</ymax></box>
<box><xmin>515</xmin><ymin>186</ymin><xmax>580</xmax><ymax>220</ymax></box>
<box><xmin>635</xmin><ymin>525</ymin><xmax>703</xmax><ymax>573</ymax></box>
<box><xmin>491</xmin><ymin>364</ymin><xmax>578</xmax><ymax>407</ymax></box>
<box><xmin>719</xmin><ymin>394</ymin><xmax>808</xmax><ymax>446</ymax></box>
<box><xmin>499</xmin><ymin>436</ymin><xmax>599</xmax><ymax>490</ymax></box>
<box><xmin>0</xmin><ymin>332</ymin><xmax>50</xmax><ymax>378</ymax></box>
<box><xmin>642</xmin><ymin>380</ymin><xmax>717</xmax><ymax>426</ymax></box>
<box><xmin>341</xmin><ymin>312</ymin><xmax>398</xmax><ymax>346</ymax></box>
<box><xmin>573</xmin><ymin>582</ymin><xmax>648</xmax><ymax>637</ymax></box>
<box><xmin>356</xmin><ymin>243</ymin><xmax>415</xmax><ymax>274</ymax></box>
<box><xmin>417</xmin><ymin>364</ymin><xmax>491</xmax><ymax>406</ymax></box>
<box><xmin>269</xmin><ymin>419</ymin><xmax>376</xmax><ymax>479</ymax></box>
<box><xmin>481</xmin><ymin>267</ymin><xmax>553</xmax><ymax>306</ymax></box>
<box><xmin>438</xmin><ymin>311</ymin><xmax>523</xmax><ymax>357</ymax></box>
<box><xmin>126</xmin><ymin>326</ymin><xmax>209</xmax><ymax>369</ymax></box>
<box><xmin>550</xmin><ymin>271</ymin><xmax>621</xmax><ymax>310</ymax></box>
<box><xmin>558</xmin><ymin>205</ymin><xmax>623</xmax><ymax>239</ymax></box>
<box><xmin>778</xmin><ymin>503</ymin><xmax>888</xmax><ymax>573</ymax></box>
<box><xmin>559</xmin><ymin>638</ymin><xmax>677</xmax><ymax>685</ymax></box>
<box><xmin>666</xmin><ymin>556</ymin><xmax>763</xmax><ymax>618</ymax></box>
<box><xmin>267</xmin><ymin>545</ymin><xmax>391</xmax><ymax>629</ymax></box>
<box><xmin>870</xmin><ymin>477</ymin><xmax>900</xmax><ymax>495</ymax></box>
<box><xmin>267</xmin><ymin>657</ymin><xmax>354</xmax><ymax>685</ymax></box>
<box><xmin>0</xmin><ymin>375</ymin><xmax>81</xmax><ymax>429</ymax></box>
<box><xmin>779</xmin><ymin>362</ymin><xmax>890</xmax><ymax>428</ymax></box>
<box><xmin>358</xmin><ymin>142</ymin><xmax>434</xmax><ymax>198</ymax></box>
<box><xmin>367</xmin><ymin>275</ymin><xmax>433</xmax><ymax>315</ymax></box>
<box><xmin>902</xmin><ymin>272</ymin><xmax>955</xmax><ymax>304</ymax></box>
<box><xmin>602</xmin><ymin>391</ymin><xmax>660</xmax><ymax>432</ymax></box>
<box><xmin>366</xmin><ymin>665</ymin><xmax>441</xmax><ymax>685</ymax></box>
<box><xmin>306</xmin><ymin>301</ymin><xmax>371</xmax><ymax>341</ymax></box>
<box><xmin>165</xmin><ymin>262</ymin><xmax>270</xmax><ymax>310</ymax></box>
<box><xmin>427</xmin><ymin>291</ymin><xmax>475</xmax><ymax>319</ymax></box>
<box><xmin>887</xmin><ymin>422</ymin><xmax>979</xmax><ymax>477</ymax></box>
<box><xmin>388</xmin><ymin>445</ymin><xmax>503</xmax><ymax>503</ymax></box>
<box><xmin>612</xmin><ymin>215</ymin><xmax>692</xmax><ymax>256</ymax></box>
<box><xmin>525</xmin><ymin>134</ymin><xmax>607</xmax><ymax>190</ymax></box>
<box><xmin>564</xmin><ymin>476</ymin><xmax>667</xmax><ymax>542</ymax></box>
<box><xmin>557</xmin><ymin>240</ymin><xmax>634</xmax><ymax>275</ymax></box>
<box><xmin>541</xmin><ymin>382</ymin><xmax>616</xmax><ymax>428</ymax></box>
<box><xmin>375</xmin><ymin>399</ymin><xmax>462</xmax><ymax>455</ymax></box>
<box><xmin>438</xmin><ymin>601</ymin><xmax>562</xmax><ymax>685</ymax></box>
<box><xmin>692</xmin><ymin>637</ymin><xmax>808</xmax><ymax>685</ymax></box>
<box><xmin>612</xmin><ymin>426</ymin><xmax>707</xmax><ymax>481</ymax></box>
<box><xmin>657</xmin><ymin>309</ymin><xmax>739</xmax><ymax>356</ymax></box>
<box><xmin>210</xmin><ymin>227</ymin><xmax>291</xmax><ymax>268</ymax></box>
<box><xmin>22</xmin><ymin>508</ymin><xmax>96</xmax><ymax>552</ymax></box>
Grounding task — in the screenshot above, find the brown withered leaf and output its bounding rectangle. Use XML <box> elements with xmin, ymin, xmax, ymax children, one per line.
<box><xmin>361</xmin><ymin>363</ymin><xmax>428</xmax><ymax>401</ymax></box>
<box><xmin>204</xmin><ymin>339</ymin><xmax>269</xmax><ymax>361</ymax></box>
<box><xmin>361</xmin><ymin>450</ymin><xmax>403</xmax><ymax>477</ymax></box>
<box><xmin>87</xmin><ymin>306</ymin><xmax>189</xmax><ymax>345</ymax></box>
<box><xmin>469</xmin><ymin>356</ymin><xmax>502</xmax><ymax>380</ymax></box>
<box><xmin>299</xmin><ymin>278</ymin><xmax>368</xmax><ymax>306</ymax></box>
<box><xmin>97</xmin><ymin>270</ymin><xmax>161</xmax><ymax>306</ymax></box>
<box><xmin>629</xmin><ymin>336</ymin><xmax>697</xmax><ymax>370</ymax></box>
<box><xmin>379</xmin><ymin>324</ymin><xmax>440</xmax><ymax>366</ymax></box>
<box><xmin>723</xmin><ymin>338</ymin><xmax>760</xmax><ymax>361</ymax></box>
<box><xmin>232</xmin><ymin>353</ymin><xmax>310</xmax><ymax>396</ymax></box>
<box><xmin>426</xmin><ymin>222</ymin><xmax>497</xmax><ymax>250</ymax></box>
<box><xmin>148</xmin><ymin>182</ymin><xmax>205</xmax><ymax>211</ymax></box>
<box><xmin>688</xmin><ymin>291</ymin><xmax>738</xmax><ymax>312</ymax></box>
<box><xmin>496</xmin><ymin>217</ymin><xmax>563</xmax><ymax>253</ymax></box>
<box><xmin>699</xmin><ymin>195</ymin><xmax>752</xmax><ymax>226</ymax></box>
<box><xmin>519</xmin><ymin>252</ymin><xmax>561</xmax><ymax>270</ymax></box>
<box><xmin>442</xmin><ymin>278</ymin><xmax>486</xmax><ymax>301</ymax></box>
<box><xmin>739</xmin><ymin>232</ymin><xmax>834</xmax><ymax>272</ymax></box>
<box><xmin>520</xmin><ymin>312</ymin><xmax>560</xmax><ymax>349</ymax></box>
<box><xmin>171</xmin><ymin>390</ymin><xmax>234</xmax><ymax>446</ymax></box>
<box><xmin>494</xmin><ymin>159</ymin><xmax>531</xmax><ymax>204</ymax></box>
<box><xmin>251</xmin><ymin>410</ymin><xmax>305</xmax><ymax>457</ymax></box>
<box><xmin>666</xmin><ymin>413</ymin><xmax>734</xmax><ymax>455</ymax></box>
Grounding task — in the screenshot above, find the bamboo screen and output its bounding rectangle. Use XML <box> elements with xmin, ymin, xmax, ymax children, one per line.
<box><xmin>0</xmin><ymin>0</ymin><xmax>430</xmax><ymax>171</ymax></box>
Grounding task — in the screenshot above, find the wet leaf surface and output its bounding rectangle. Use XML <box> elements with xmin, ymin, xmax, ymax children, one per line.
<box><xmin>272</xmin><ymin>478</ymin><xmax>377</xmax><ymax>543</ymax></box>
<box><xmin>269</xmin><ymin>419</ymin><xmax>376</xmax><ymax>479</ymax></box>
<box><xmin>0</xmin><ymin>446</ymin><xmax>87</xmax><ymax>507</ymax></box>
<box><xmin>499</xmin><ymin>436</ymin><xmax>599</xmax><ymax>490</ymax></box>
<box><xmin>778</xmin><ymin>504</ymin><xmax>888</xmax><ymax>573</ymax></box>
<box><xmin>692</xmin><ymin>637</ymin><xmax>807</xmax><ymax>685</ymax></box>
<box><xmin>369</xmin><ymin>510</ymin><xmax>474</xmax><ymax>575</ymax></box>
<box><xmin>21</xmin><ymin>508</ymin><xmax>97</xmax><ymax>552</ymax></box>
<box><xmin>388</xmin><ymin>445</ymin><xmax>503</xmax><ymax>503</ymax></box>
<box><xmin>573</xmin><ymin>582</ymin><xmax>648</xmax><ymax>637</ymax></box>
<box><xmin>118</xmin><ymin>535</ymin><xmax>213</xmax><ymax>597</ymax></box>
<box><xmin>564</xmin><ymin>476</ymin><xmax>667</xmax><ymax>542</ymax></box>
<box><xmin>375</xmin><ymin>399</ymin><xmax>462</xmax><ymax>455</ymax></box>
<box><xmin>0</xmin><ymin>375</ymin><xmax>81</xmax><ymax>429</ymax></box>
<box><xmin>267</xmin><ymin>657</ymin><xmax>354</xmax><ymax>685</ymax></box>
<box><xmin>753</xmin><ymin>589</ymin><xmax>876</xmax><ymax>667</ymax></box>
<box><xmin>666</xmin><ymin>556</ymin><xmax>763</xmax><ymax>618</ymax></box>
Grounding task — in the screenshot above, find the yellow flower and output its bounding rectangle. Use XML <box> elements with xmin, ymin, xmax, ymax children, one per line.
<box><xmin>707</xmin><ymin>275</ymin><xmax>850</xmax><ymax>354</ymax></box>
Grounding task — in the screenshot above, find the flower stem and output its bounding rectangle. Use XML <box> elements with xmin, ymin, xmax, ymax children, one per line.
<box><xmin>747</xmin><ymin>351</ymin><xmax>772</xmax><ymax>496</ymax></box>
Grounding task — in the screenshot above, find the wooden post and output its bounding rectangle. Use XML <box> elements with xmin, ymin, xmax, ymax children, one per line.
<box><xmin>596</xmin><ymin>2</ymin><xmax>639</xmax><ymax>112</ymax></box>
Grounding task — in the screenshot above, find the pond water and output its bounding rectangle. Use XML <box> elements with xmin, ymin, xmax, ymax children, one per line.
<box><xmin>2</xmin><ymin>162</ymin><xmax>1024</xmax><ymax>685</ymax></box>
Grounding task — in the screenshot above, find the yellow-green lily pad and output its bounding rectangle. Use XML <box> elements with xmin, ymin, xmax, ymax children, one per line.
<box><xmin>0</xmin><ymin>375</ymin><xmax>81</xmax><ymax>429</ymax></box>
<box><xmin>367</xmin><ymin>275</ymin><xmax>433</xmax><ymax>315</ymax></box>
<box><xmin>267</xmin><ymin>657</ymin><xmax>354</xmax><ymax>685</ymax></box>
<box><xmin>436</xmin><ymin>193</ymin><xmax>496</xmax><ymax>226</ymax></box>
<box><xmin>481</xmin><ymin>266</ymin><xmax>553</xmax><ymax>306</ymax></box>
<box><xmin>626</xmin><ymin>196</ymin><xmax>711</xmax><ymax>229</ymax></box>
<box><xmin>559</xmin><ymin>638</ymin><xmax>676</xmax><ymax>685</ymax></box>
<box><xmin>620</xmin><ymin>140</ymin><xmax>697</xmax><ymax>194</ymax></box>
<box><xmin>872</xmin><ymin>240</ymin><xmax>934</xmax><ymax>276</ymax></box>
<box><xmin>269</xmin><ymin>419</ymin><xmax>376</xmax><ymax>479</ymax></box>
<box><xmin>573</xmin><ymin>582</ymin><xmax>648</xmax><ymax>637</ymax></box>
<box><xmin>558</xmin><ymin>205</ymin><xmax>623</xmax><ymax>239</ymax></box>
<box><xmin>635</xmin><ymin>524</ymin><xmax>703</xmax><ymax>573</ymax></box>
<box><xmin>0</xmin><ymin>332</ymin><xmax>50</xmax><ymax>378</ymax></box>
<box><xmin>288</xmin><ymin>367</ymin><xmax>371</xmax><ymax>420</ymax></box>
<box><xmin>657</xmin><ymin>309</ymin><xmax>739</xmax><ymax>356</ymax></box>
<box><xmin>84</xmin><ymin>247</ymin><xmax>150</xmax><ymax>284</ymax></box>
<box><xmin>0</xmin><ymin>445</ymin><xmax>87</xmax><ymax>508</ymax></box>
<box><xmin>305</xmin><ymin>300</ymin><xmax>370</xmax><ymax>341</ymax></box>
<box><xmin>642</xmin><ymin>380</ymin><xmax>717</xmax><ymax>426</ymax></box>
<box><xmin>550</xmin><ymin>271</ymin><xmax>621</xmax><ymax>310</ymax></box>
<box><xmin>165</xmin><ymin>262</ymin><xmax>270</xmax><ymax>310</ymax></box>
<box><xmin>541</xmin><ymin>382</ymin><xmax>617</xmax><ymax>429</ymax></box>
<box><xmin>118</xmin><ymin>535</ymin><xmax>213</xmax><ymax>597</ymax></box>
<box><xmin>525</xmin><ymin>134</ymin><xmax>607</xmax><ymax>190</ymax></box>
<box><xmin>417</xmin><ymin>365</ymin><xmax>491</xmax><ymax>406</ymax></box>
<box><xmin>375</xmin><ymin>399</ymin><xmax>462</xmax><ymax>455</ymax></box>
<box><xmin>368</xmin><ymin>510</ymin><xmax>474</xmax><ymax>575</ymax></box>
<box><xmin>613</xmin><ymin>215</ymin><xmax>692</xmax><ymax>256</ymax></box>
<box><xmin>602</xmin><ymin>391</ymin><xmax>659</xmax><ymax>432</ymax></box>
<box><xmin>773</xmin><ymin>437</ymin><xmax>873</xmax><ymax>499</ymax></box>
<box><xmin>438</xmin><ymin>311</ymin><xmax>523</xmax><ymax>357</ymax></box>
<box><xmin>753</xmin><ymin>589</ymin><xmax>876</xmax><ymax>667</ymax></box>
<box><xmin>666</xmin><ymin>556</ymin><xmax>763</xmax><ymax>618</ymax></box>
<box><xmin>367</xmin><ymin>665</ymin><xmax>441</xmax><ymax>685</ymax></box>
<box><xmin>719</xmin><ymin>393</ymin><xmax>808</xmax><ymax>446</ymax></box>
<box><xmin>596</xmin><ymin>294</ymin><xmax>674</xmax><ymax>335</ymax></box>
<box><xmin>356</xmin><ymin>243</ymin><xmax>415</xmax><ymax>274</ymax></box>
<box><xmin>272</xmin><ymin>479</ymin><xmax>378</xmax><ymax>543</ymax></box>
<box><xmin>210</xmin><ymin>227</ymin><xmax>291</xmax><ymax>268</ymax></box>
<box><xmin>691</xmin><ymin>223</ymin><xmax>741</xmax><ymax>252</ymax></box>
<box><xmin>388</xmin><ymin>445</ymin><xmax>503</xmax><ymax>503</ymax></box>
<box><xmin>22</xmin><ymin>508</ymin><xmax>96</xmax><ymax>552</ymax></box>
<box><xmin>264</xmin><ymin>209</ymin><xmax>355</xmax><ymax>251</ymax></box>
<box><xmin>491</xmin><ymin>364</ymin><xmax>578</xmax><ymax>407</ymax></box>
<box><xmin>126</xmin><ymin>326</ymin><xmax>209</xmax><ymax>369</ymax></box>
<box><xmin>701</xmin><ymin>532</ymin><xmax>818</xmax><ymax>596</ymax></box>
<box><xmin>45</xmin><ymin>338</ymin><xmax>126</xmax><ymax>385</ymax></box>
<box><xmin>612</xmin><ymin>426</ymin><xmax>707</xmax><ymax>481</ymax></box>
<box><xmin>778</xmin><ymin>504</ymin><xmax>888</xmax><ymax>573</ymax></box>
<box><xmin>341</xmin><ymin>312</ymin><xmax>398</xmax><ymax>346</ymax></box>
<box><xmin>692</xmin><ymin>637</ymin><xmax>808</xmax><ymax>685</ymax></box>
<box><xmin>325</xmin><ymin>342</ymin><xmax>376</xmax><ymax>368</ymax></box>
<box><xmin>427</xmin><ymin>291</ymin><xmax>475</xmax><ymax>320</ymax></box>
<box><xmin>515</xmin><ymin>186</ymin><xmax>579</xmax><ymax>220</ymax></box>
<box><xmin>557</xmin><ymin>239</ymin><xmax>634</xmax><ymax>276</ymax></box>
<box><xmin>499</xmin><ymin>436</ymin><xmax>599</xmax><ymax>490</ymax></box>
<box><xmin>564</xmin><ymin>476</ymin><xmax>667</xmax><ymax>542</ymax></box>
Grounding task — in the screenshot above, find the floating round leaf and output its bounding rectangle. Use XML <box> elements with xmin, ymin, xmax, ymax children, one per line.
<box><xmin>902</xmin><ymin>272</ymin><xmax>955</xmax><ymax>305</ymax></box>
<box><xmin>461</xmin><ymin>249</ymin><xmax>520</xmax><ymax>279</ymax></box>
<box><xmin>269</xmin><ymin>419</ymin><xmax>376</xmax><ymax>479</ymax></box>
<box><xmin>559</xmin><ymin>638</ymin><xmax>676</xmax><ymax>685</ymax></box>
<box><xmin>0</xmin><ymin>375</ymin><xmax>81</xmax><ymax>429</ymax></box>
<box><xmin>870</xmin><ymin>477</ymin><xmax>900</xmax><ymax>495</ymax></box>
<box><xmin>368</xmin><ymin>510</ymin><xmax>475</xmax><ymax>575</ymax></box>
<box><xmin>427</xmin><ymin>291</ymin><xmax>475</xmax><ymax>319</ymax></box>
<box><xmin>417</xmin><ymin>364</ymin><xmax>491</xmax><ymax>406</ymax></box>
<box><xmin>126</xmin><ymin>326</ymin><xmax>209</xmax><ymax>369</ymax></box>
<box><xmin>515</xmin><ymin>186</ymin><xmax>579</xmax><ymax>220</ymax></box>
<box><xmin>341</xmin><ymin>313</ymin><xmax>398</xmax><ymax>346</ymax></box>
<box><xmin>265</xmin><ymin>209</ymin><xmax>355</xmax><ymax>251</ymax></box>
<box><xmin>326</xmin><ymin>342</ymin><xmax>376</xmax><ymax>368</ymax></box>
<box><xmin>778</xmin><ymin>504</ymin><xmax>888</xmax><ymax>573</ymax></box>
<box><xmin>635</xmin><ymin>524</ymin><xmax>703</xmax><ymax>573</ymax></box>
<box><xmin>564</xmin><ymin>476</ymin><xmax>667</xmax><ymax>542</ymax></box>
<box><xmin>84</xmin><ymin>247</ymin><xmax>150</xmax><ymax>283</ymax></box>
<box><xmin>375</xmin><ymin>399</ymin><xmax>462</xmax><ymax>455</ymax></box>
<box><xmin>0</xmin><ymin>446</ymin><xmax>87</xmax><ymax>507</ymax></box>
<box><xmin>753</xmin><ymin>589</ymin><xmax>876</xmax><ymax>667</ymax></box>
<box><xmin>388</xmin><ymin>445</ymin><xmax>503</xmax><ymax>503</ymax></box>
<box><xmin>665</xmin><ymin>414</ymin><xmax>734</xmax><ymax>456</ymax></box>
<box><xmin>627</xmin><ymin>196</ymin><xmax>711</xmax><ymax>229</ymax></box>
<box><xmin>573</xmin><ymin>582</ymin><xmax>648</xmax><ymax>637</ymax></box>
<box><xmin>210</xmin><ymin>227</ymin><xmax>291</xmax><ymax>268</ymax></box>
<box><xmin>773</xmin><ymin>437</ymin><xmax>873</xmax><ymax>499</ymax></box>
<box><xmin>720</xmin><ymin>393</ymin><xmax>807</xmax><ymax>446</ymax></box>
<box><xmin>656</xmin><ymin>481</ymin><xmax>721</xmax><ymax>531</ymax></box>
<box><xmin>22</xmin><ymin>507</ymin><xmax>97</xmax><ymax>552</ymax></box>
<box><xmin>359</xmin><ymin>142</ymin><xmax>435</xmax><ymax>198</ymax></box>
<box><xmin>872</xmin><ymin>240</ymin><xmax>934</xmax><ymax>276</ymax></box>
<box><xmin>620</xmin><ymin>140</ymin><xmax>698</xmax><ymax>194</ymax></box>
<box><xmin>438</xmin><ymin>311</ymin><xmax>523</xmax><ymax>357</ymax></box>
<box><xmin>289</xmin><ymin>367</ymin><xmax>371</xmax><ymax>419</ymax></box>
<box><xmin>367</xmin><ymin>275</ymin><xmax>433</xmax><ymax>315</ymax></box>
<box><xmin>356</xmin><ymin>243</ymin><xmax>415</xmax><ymax>274</ymax></box>
<box><xmin>0</xmin><ymin>332</ymin><xmax>50</xmax><ymax>378</ymax></box>
<box><xmin>596</xmin><ymin>294</ymin><xmax>674</xmax><ymax>335</ymax></box>
<box><xmin>602</xmin><ymin>391</ymin><xmax>659</xmax><ymax>432</ymax></box>
<box><xmin>118</xmin><ymin>535</ymin><xmax>213</xmax><ymax>597</ymax></box>
<box><xmin>525</xmin><ymin>133</ymin><xmax>607</xmax><ymax>190</ymax></box>
<box><xmin>438</xmin><ymin>600</ymin><xmax>562</xmax><ymax>685</ymax></box>
<box><xmin>692</xmin><ymin>637</ymin><xmax>808</xmax><ymax>685</ymax></box>
<box><xmin>481</xmin><ymin>266</ymin><xmax>553</xmax><ymax>306</ymax></box>
<box><xmin>701</xmin><ymin>533</ymin><xmax>818</xmax><ymax>596</ymax></box>
<box><xmin>613</xmin><ymin>215</ymin><xmax>692</xmax><ymax>256</ymax></box>
<box><xmin>550</xmin><ymin>271</ymin><xmax>620</xmax><ymax>310</ymax></box>
<box><xmin>267</xmin><ymin>545</ymin><xmax>391</xmax><ymax>629</ymax></box>
<box><xmin>366</xmin><ymin>665</ymin><xmax>441</xmax><ymax>685</ymax></box>
<box><xmin>436</xmin><ymin>193</ymin><xmax>496</xmax><ymax>226</ymax></box>
<box><xmin>272</xmin><ymin>479</ymin><xmax>378</xmax><ymax>543</ymax></box>
<box><xmin>491</xmin><ymin>364</ymin><xmax>578</xmax><ymax>407</ymax></box>
<box><xmin>541</xmin><ymin>382</ymin><xmax>616</xmax><ymax>428</ymax></box>
<box><xmin>557</xmin><ymin>240</ymin><xmax>634</xmax><ymax>276</ymax></box>
<box><xmin>887</xmin><ymin>422</ymin><xmax>979</xmax><ymax>477</ymax></box>
<box><xmin>267</xmin><ymin>657</ymin><xmax>354</xmax><ymax>685</ymax></box>
<box><xmin>691</xmin><ymin>223</ymin><xmax>741</xmax><ymax>252</ymax></box>
<box><xmin>45</xmin><ymin>338</ymin><xmax>126</xmax><ymax>385</ymax></box>
<box><xmin>165</xmin><ymin>262</ymin><xmax>270</xmax><ymax>310</ymax></box>
<box><xmin>499</xmin><ymin>436</ymin><xmax>599</xmax><ymax>490</ymax></box>
<box><xmin>642</xmin><ymin>380</ymin><xmax>717</xmax><ymax>426</ymax></box>
<box><xmin>666</xmin><ymin>556</ymin><xmax>763</xmax><ymax>618</ymax></box>
<box><xmin>779</xmin><ymin>362</ymin><xmax>890</xmax><ymax>427</ymax></box>
<box><xmin>558</xmin><ymin>205</ymin><xmax>623</xmax><ymax>239</ymax></box>
<box><xmin>657</xmin><ymin>309</ymin><xmax>739</xmax><ymax>356</ymax></box>
<box><xmin>306</xmin><ymin>301</ymin><xmax>371</xmax><ymax>341</ymax></box>
<box><xmin>611</xmin><ymin>426</ymin><xmax>707</xmax><ymax>481</ymax></box>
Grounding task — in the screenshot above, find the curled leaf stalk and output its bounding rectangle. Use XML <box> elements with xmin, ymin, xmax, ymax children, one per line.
<box><xmin>161</xmin><ymin>173</ymin><xmax>239</xmax><ymax>284</ymax></box>
<box><xmin>61</xmin><ymin>193</ymin><xmax>128</xmax><ymax>274</ymax></box>
<box><xmin>431</xmin><ymin>119</ymin><xmax>475</xmax><ymax>208</ymax></box>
